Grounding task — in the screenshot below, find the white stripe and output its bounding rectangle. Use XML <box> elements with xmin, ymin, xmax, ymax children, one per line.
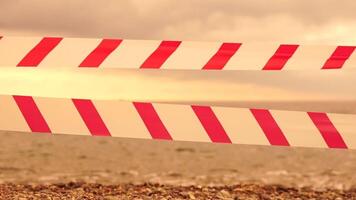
<box><xmin>328</xmin><ymin>113</ymin><xmax>356</xmax><ymax>149</ymax></box>
<box><xmin>213</xmin><ymin>107</ymin><xmax>269</xmax><ymax>145</ymax></box>
<box><xmin>224</xmin><ymin>43</ymin><xmax>280</xmax><ymax>70</ymax></box>
<box><xmin>38</xmin><ymin>38</ymin><xmax>101</xmax><ymax>67</ymax></box>
<box><xmin>0</xmin><ymin>37</ymin><xmax>42</xmax><ymax>66</ymax></box>
<box><xmin>284</xmin><ymin>45</ymin><xmax>337</xmax><ymax>70</ymax></box>
<box><xmin>0</xmin><ymin>95</ymin><xmax>30</xmax><ymax>132</ymax></box>
<box><xmin>34</xmin><ymin>97</ymin><xmax>90</xmax><ymax>135</ymax></box>
<box><xmin>161</xmin><ymin>41</ymin><xmax>222</xmax><ymax>69</ymax></box>
<box><xmin>271</xmin><ymin>110</ymin><xmax>327</xmax><ymax>148</ymax></box>
<box><xmin>154</xmin><ymin>104</ymin><xmax>210</xmax><ymax>142</ymax></box>
<box><xmin>93</xmin><ymin>100</ymin><xmax>151</xmax><ymax>139</ymax></box>
<box><xmin>100</xmin><ymin>39</ymin><xmax>161</xmax><ymax>68</ymax></box>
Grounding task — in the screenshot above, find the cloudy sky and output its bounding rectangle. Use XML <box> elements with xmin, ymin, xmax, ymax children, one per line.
<box><xmin>1</xmin><ymin>0</ymin><xmax>356</xmax><ymax>44</ymax></box>
<box><xmin>0</xmin><ymin>0</ymin><xmax>355</xmax><ymax>112</ymax></box>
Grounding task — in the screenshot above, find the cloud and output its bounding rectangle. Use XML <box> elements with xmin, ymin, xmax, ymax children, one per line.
<box><xmin>1</xmin><ymin>0</ymin><xmax>356</xmax><ymax>44</ymax></box>
<box><xmin>133</xmin><ymin>69</ymin><xmax>356</xmax><ymax>101</ymax></box>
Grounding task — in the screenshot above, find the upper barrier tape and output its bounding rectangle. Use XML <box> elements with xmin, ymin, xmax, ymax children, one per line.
<box><xmin>0</xmin><ymin>36</ymin><xmax>355</xmax><ymax>70</ymax></box>
<box><xmin>1</xmin><ymin>95</ymin><xmax>355</xmax><ymax>149</ymax></box>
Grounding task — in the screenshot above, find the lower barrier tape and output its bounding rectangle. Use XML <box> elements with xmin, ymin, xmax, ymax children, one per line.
<box><xmin>0</xmin><ymin>95</ymin><xmax>355</xmax><ymax>149</ymax></box>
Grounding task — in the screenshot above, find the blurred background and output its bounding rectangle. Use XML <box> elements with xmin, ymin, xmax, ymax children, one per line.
<box><xmin>1</xmin><ymin>0</ymin><xmax>356</xmax><ymax>44</ymax></box>
<box><xmin>1</xmin><ymin>0</ymin><xmax>356</xmax><ymax>192</ymax></box>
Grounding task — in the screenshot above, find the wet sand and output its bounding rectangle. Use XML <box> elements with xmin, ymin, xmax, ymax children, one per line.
<box><xmin>1</xmin><ymin>131</ymin><xmax>356</xmax><ymax>194</ymax></box>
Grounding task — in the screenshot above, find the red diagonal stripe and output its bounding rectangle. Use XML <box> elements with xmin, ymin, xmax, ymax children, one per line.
<box><xmin>77</xmin><ymin>40</ymin><xmax>119</xmax><ymax>135</ymax></box>
<box><xmin>13</xmin><ymin>95</ymin><xmax>51</xmax><ymax>133</ymax></box>
<box><xmin>79</xmin><ymin>39</ymin><xmax>122</xmax><ymax>67</ymax></box>
<box><xmin>17</xmin><ymin>37</ymin><xmax>62</xmax><ymax>67</ymax></box>
<box><xmin>308</xmin><ymin>112</ymin><xmax>347</xmax><ymax>149</ymax></box>
<box><xmin>200</xmin><ymin>44</ymin><xmax>235</xmax><ymax>142</ymax></box>
<box><xmin>72</xmin><ymin>99</ymin><xmax>111</xmax><ymax>136</ymax></box>
<box><xmin>192</xmin><ymin>106</ymin><xmax>231</xmax><ymax>143</ymax></box>
<box><xmin>15</xmin><ymin>39</ymin><xmax>53</xmax><ymax>134</ymax></box>
<box><xmin>263</xmin><ymin>44</ymin><xmax>299</xmax><ymax>70</ymax></box>
<box><xmin>203</xmin><ymin>43</ymin><xmax>241</xmax><ymax>70</ymax></box>
<box><xmin>250</xmin><ymin>109</ymin><xmax>289</xmax><ymax>146</ymax></box>
<box><xmin>322</xmin><ymin>46</ymin><xmax>356</xmax><ymax>69</ymax></box>
<box><xmin>133</xmin><ymin>102</ymin><xmax>172</xmax><ymax>140</ymax></box>
<box><xmin>138</xmin><ymin>41</ymin><xmax>178</xmax><ymax>139</ymax></box>
<box><xmin>140</xmin><ymin>40</ymin><xmax>181</xmax><ymax>69</ymax></box>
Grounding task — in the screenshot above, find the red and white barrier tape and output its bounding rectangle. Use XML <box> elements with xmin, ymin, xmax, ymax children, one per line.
<box><xmin>0</xmin><ymin>36</ymin><xmax>354</xmax><ymax>149</ymax></box>
<box><xmin>0</xmin><ymin>36</ymin><xmax>355</xmax><ymax>70</ymax></box>
<box><xmin>0</xmin><ymin>95</ymin><xmax>355</xmax><ymax>149</ymax></box>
